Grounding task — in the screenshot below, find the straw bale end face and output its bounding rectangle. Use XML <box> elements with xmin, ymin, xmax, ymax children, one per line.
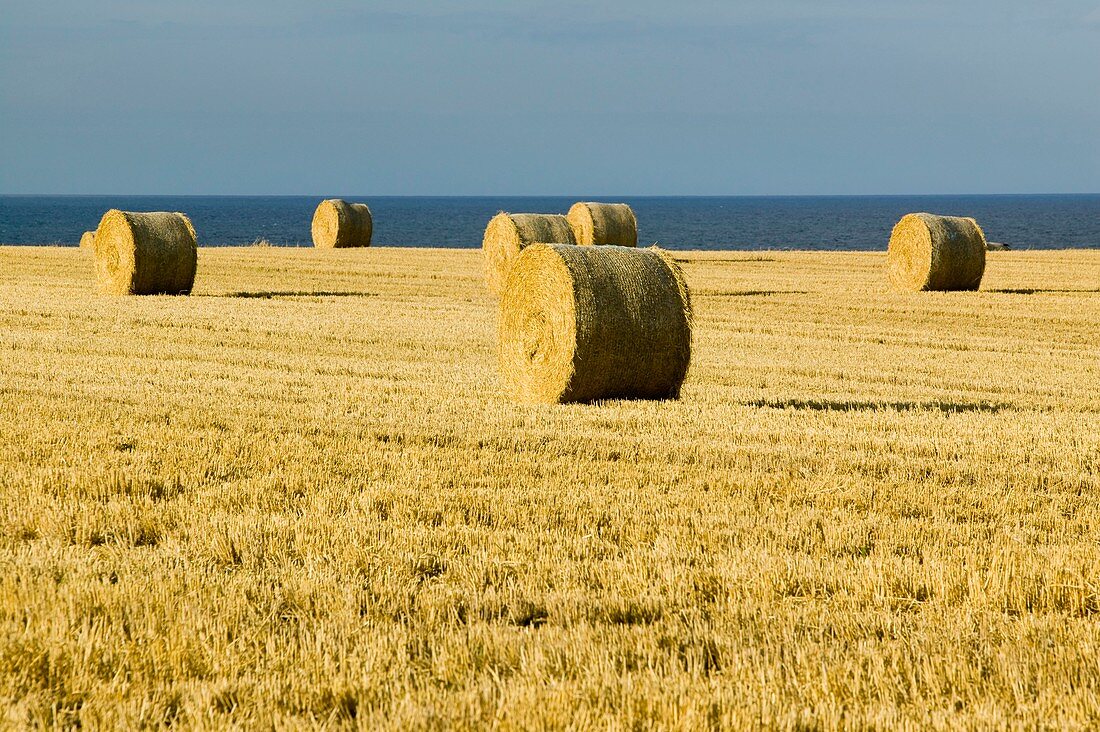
<box><xmin>887</xmin><ymin>213</ymin><xmax>987</xmax><ymax>292</ymax></box>
<box><xmin>482</xmin><ymin>212</ymin><xmax>576</xmax><ymax>295</ymax></box>
<box><xmin>311</xmin><ymin>199</ymin><xmax>373</xmax><ymax>248</ymax></box>
<box><xmin>79</xmin><ymin>231</ymin><xmax>96</xmax><ymax>250</ymax></box>
<box><xmin>93</xmin><ymin>209</ymin><xmax>197</xmax><ymax>295</ymax></box>
<box><xmin>567</xmin><ymin>202</ymin><xmax>638</xmax><ymax>247</ymax></box>
<box><xmin>499</xmin><ymin>243</ymin><xmax>692</xmax><ymax>404</ymax></box>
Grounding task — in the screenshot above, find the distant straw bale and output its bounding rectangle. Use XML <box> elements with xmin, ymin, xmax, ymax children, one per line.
<box><xmin>311</xmin><ymin>199</ymin><xmax>373</xmax><ymax>248</ymax></box>
<box><xmin>567</xmin><ymin>202</ymin><xmax>638</xmax><ymax>247</ymax></box>
<box><xmin>93</xmin><ymin>210</ymin><xmax>197</xmax><ymax>295</ymax></box>
<box><xmin>887</xmin><ymin>213</ymin><xmax>987</xmax><ymax>292</ymax></box>
<box><xmin>79</xmin><ymin>231</ymin><xmax>96</xmax><ymax>250</ymax></box>
<box><xmin>499</xmin><ymin>243</ymin><xmax>692</xmax><ymax>404</ymax></box>
<box><xmin>482</xmin><ymin>213</ymin><xmax>576</xmax><ymax>294</ymax></box>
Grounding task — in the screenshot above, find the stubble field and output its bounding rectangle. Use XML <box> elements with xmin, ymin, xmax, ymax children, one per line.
<box><xmin>2</xmin><ymin>245</ymin><xmax>1099</xmax><ymax>729</ymax></box>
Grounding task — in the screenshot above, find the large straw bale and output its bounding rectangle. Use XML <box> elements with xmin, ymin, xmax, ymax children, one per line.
<box><xmin>93</xmin><ymin>210</ymin><xmax>197</xmax><ymax>295</ymax></box>
<box><xmin>887</xmin><ymin>213</ymin><xmax>987</xmax><ymax>291</ymax></box>
<box><xmin>567</xmin><ymin>202</ymin><xmax>638</xmax><ymax>247</ymax></box>
<box><xmin>311</xmin><ymin>199</ymin><xmax>373</xmax><ymax>248</ymax></box>
<box><xmin>499</xmin><ymin>243</ymin><xmax>692</xmax><ymax>404</ymax></box>
<box><xmin>79</xmin><ymin>231</ymin><xmax>96</xmax><ymax>250</ymax></box>
<box><xmin>482</xmin><ymin>213</ymin><xmax>576</xmax><ymax>294</ymax></box>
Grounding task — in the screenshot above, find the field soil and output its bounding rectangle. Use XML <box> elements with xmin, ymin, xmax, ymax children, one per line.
<box><xmin>2</xmin><ymin>246</ymin><xmax>1099</xmax><ymax>728</ymax></box>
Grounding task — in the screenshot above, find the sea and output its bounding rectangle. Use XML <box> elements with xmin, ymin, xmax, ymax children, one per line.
<box><xmin>1</xmin><ymin>195</ymin><xmax>1097</xmax><ymax>250</ymax></box>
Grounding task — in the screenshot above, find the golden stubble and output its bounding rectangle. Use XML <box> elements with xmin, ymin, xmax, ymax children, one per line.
<box><xmin>1</xmin><ymin>245</ymin><xmax>1099</xmax><ymax>728</ymax></box>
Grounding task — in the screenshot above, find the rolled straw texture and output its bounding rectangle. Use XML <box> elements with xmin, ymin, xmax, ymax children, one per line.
<box><xmin>311</xmin><ymin>199</ymin><xmax>373</xmax><ymax>248</ymax></box>
<box><xmin>482</xmin><ymin>213</ymin><xmax>577</xmax><ymax>294</ymax></box>
<box><xmin>887</xmin><ymin>213</ymin><xmax>987</xmax><ymax>292</ymax></box>
<box><xmin>93</xmin><ymin>210</ymin><xmax>197</xmax><ymax>295</ymax></box>
<box><xmin>499</xmin><ymin>243</ymin><xmax>692</xmax><ymax>404</ymax></box>
<box><xmin>567</xmin><ymin>202</ymin><xmax>638</xmax><ymax>246</ymax></box>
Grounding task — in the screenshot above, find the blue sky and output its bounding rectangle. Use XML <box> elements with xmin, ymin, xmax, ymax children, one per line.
<box><xmin>1</xmin><ymin>1</ymin><xmax>1098</xmax><ymax>194</ymax></box>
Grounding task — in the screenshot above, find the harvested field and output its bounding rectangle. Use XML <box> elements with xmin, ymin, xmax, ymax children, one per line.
<box><xmin>1</xmin><ymin>246</ymin><xmax>1099</xmax><ymax>728</ymax></box>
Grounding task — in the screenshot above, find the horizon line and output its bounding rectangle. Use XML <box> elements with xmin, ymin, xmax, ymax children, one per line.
<box><xmin>2</xmin><ymin>192</ymin><xmax>1098</xmax><ymax>199</ymax></box>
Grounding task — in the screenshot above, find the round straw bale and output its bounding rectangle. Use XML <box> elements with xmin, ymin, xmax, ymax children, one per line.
<box><xmin>93</xmin><ymin>210</ymin><xmax>197</xmax><ymax>295</ymax></box>
<box><xmin>567</xmin><ymin>202</ymin><xmax>638</xmax><ymax>247</ymax></box>
<box><xmin>311</xmin><ymin>199</ymin><xmax>373</xmax><ymax>248</ymax></box>
<box><xmin>499</xmin><ymin>243</ymin><xmax>692</xmax><ymax>404</ymax></box>
<box><xmin>887</xmin><ymin>213</ymin><xmax>987</xmax><ymax>292</ymax></box>
<box><xmin>79</xmin><ymin>231</ymin><xmax>96</xmax><ymax>250</ymax></box>
<box><xmin>482</xmin><ymin>213</ymin><xmax>577</xmax><ymax>294</ymax></box>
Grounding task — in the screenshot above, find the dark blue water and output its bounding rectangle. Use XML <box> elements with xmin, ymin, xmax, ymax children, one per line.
<box><xmin>1</xmin><ymin>195</ymin><xmax>1097</xmax><ymax>250</ymax></box>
